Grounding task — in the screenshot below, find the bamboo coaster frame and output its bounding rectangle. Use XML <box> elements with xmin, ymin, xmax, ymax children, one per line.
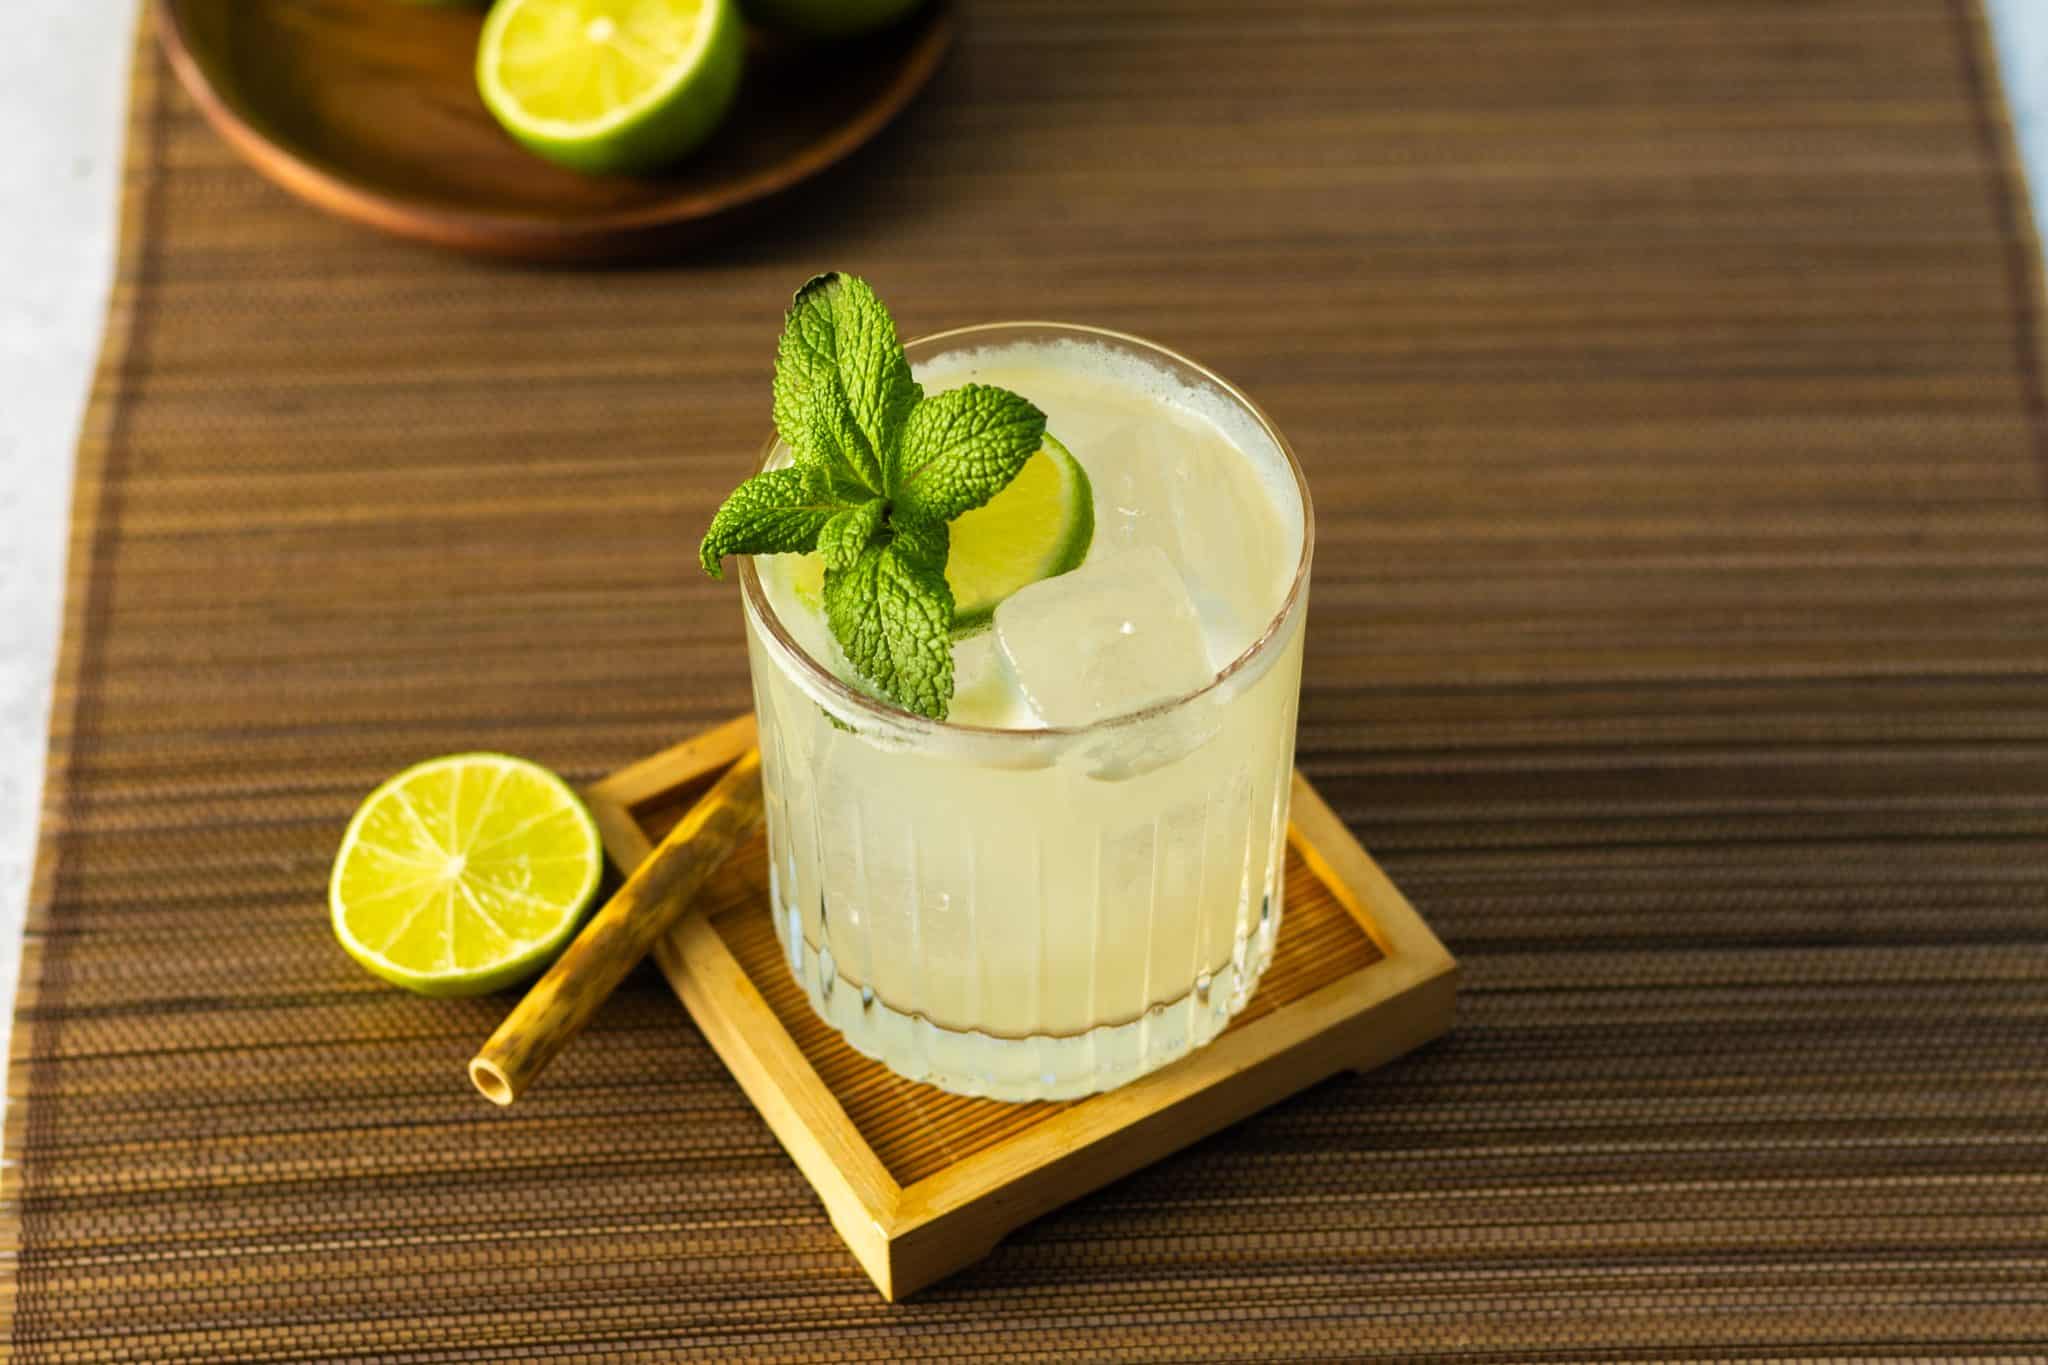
<box><xmin>584</xmin><ymin>715</ymin><xmax>1458</xmax><ymax>1300</ymax></box>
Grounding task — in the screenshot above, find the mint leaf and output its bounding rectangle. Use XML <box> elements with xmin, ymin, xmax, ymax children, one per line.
<box><xmin>823</xmin><ymin>539</ymin><xmax>955</xmax><ymax>721</ymax></box>
<box><xmin>826</xmin><ymin>277</ymin><xmax>923</xmax><ymax>485</ymax></box>
<box><xmin>893</xmin><ymin>385</ymin><xmax>1048</xmax><ymax>524</ymax></box>
<box><xmin>797</xmin><ymin>374</ymin><xmax>884</xmax><ymax>497</ymax></box>
<box><xmin>773</xmin><ymin>274</ymin><xmax>919</xmax><ymax>495</ymax></box>
<box><xmin>819</xmin><ymin>498</ymin><xmax>885</xmax><ymax>570</ymax></box>
<box><xmin>888</xmin><ymin>515</ymin><xmax>948</xmax><ymax>575</ymax></box>
<box><xmin>698</xmin><ymin>466</ymin><xmax>848</xmax><ymax>578</ymax></box>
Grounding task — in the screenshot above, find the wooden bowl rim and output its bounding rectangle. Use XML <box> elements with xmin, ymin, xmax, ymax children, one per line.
<box><xmin>151</xmin><ymin>0</ymin><xmax>958</xmax><ymax>259</ymax></box>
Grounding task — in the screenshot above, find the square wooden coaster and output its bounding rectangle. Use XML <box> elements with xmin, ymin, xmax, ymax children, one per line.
<box><xmin>584</xmin><ymin>715</ymin><xmax>1458</xmax><ymax>1300</ymax></box>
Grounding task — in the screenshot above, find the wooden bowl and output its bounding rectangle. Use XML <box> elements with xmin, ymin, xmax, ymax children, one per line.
<box><xmin>154</xmin><ymin>0</ymin><xmax>957</xmax><ymax>262</ymax></box>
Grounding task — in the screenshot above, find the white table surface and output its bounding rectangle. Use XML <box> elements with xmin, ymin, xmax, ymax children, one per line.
<box><xmin>3</xmin><ymin>2</ymin><xmax>2047</xmax><ymax>1144</ymax></box>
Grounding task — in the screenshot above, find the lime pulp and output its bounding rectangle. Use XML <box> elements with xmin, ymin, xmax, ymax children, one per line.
<box><xmin>329</xmin><ymin>754</ymin><xmax>603</xmax><ymax>997</ymax></box>
<box><xmin>476</xmin><ymin>0</ymin><xmax>745</xmax><ymax>175</ymax></box>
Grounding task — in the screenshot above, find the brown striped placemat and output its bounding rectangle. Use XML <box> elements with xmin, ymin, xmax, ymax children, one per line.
<box><xmin>9</xmin><ymin>1</ymin><xmax>2048</xmax><ymax>1358</ymax></box>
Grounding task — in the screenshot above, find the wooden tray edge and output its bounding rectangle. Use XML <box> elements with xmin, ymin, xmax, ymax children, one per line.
<box><xmin>586</xmin><ymin>718</ymin><xmax>1458</xmax><ymax>1300</ymax></box>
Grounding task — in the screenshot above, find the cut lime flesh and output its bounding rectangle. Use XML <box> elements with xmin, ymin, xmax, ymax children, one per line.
<box><xmin>329</xmin><ymin>754</ymin><xmax>602</xmax><ymax>997</ymax></box>
<box><xmin>946</xmin><ymin>434</ymin><xmax>1093</xmax><ymax>633</ymax></box>
<box><xmin>477</xmin><ymin>0</ymin><xmax>744</xmax><ymax>175</ymax></box>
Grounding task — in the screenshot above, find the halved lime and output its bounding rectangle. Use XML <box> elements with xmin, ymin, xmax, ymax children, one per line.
<box><xmin>477</xmin><ymin>0</ymin><xmax>745</xmax><ymax>175</ymax></box>
<box><xmin>785</xmin><ymin>435</ymin><xmax>1095</xmax><ymax>635</ymax></box>
<box><xmin>329</xmin><ymin>754</ymin><xmax>603</xmax><ymax>997</ymax></box>
<box><xmin>945</xmin><ymin>434</ymin><xmax>1094</xmax><ymax>633</ymax></box>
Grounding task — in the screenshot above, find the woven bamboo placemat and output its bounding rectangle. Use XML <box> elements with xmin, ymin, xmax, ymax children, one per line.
<box><xmin>9</xmin><ymin>1</ymin><xmax>2048</xmax><ymax>1358</ymax></box>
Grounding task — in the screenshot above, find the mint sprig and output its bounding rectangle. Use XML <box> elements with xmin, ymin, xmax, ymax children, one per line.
<box><xmin>699</xmin><ymin>273</ymin><xmax>1047</xmax><ymax>720</ymax></box>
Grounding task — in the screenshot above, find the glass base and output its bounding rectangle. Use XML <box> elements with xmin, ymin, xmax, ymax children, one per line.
<box><xmin>773</xmin><ymin>896</ymin><xmax>1281</xmax><ymax>1103</ymax></box>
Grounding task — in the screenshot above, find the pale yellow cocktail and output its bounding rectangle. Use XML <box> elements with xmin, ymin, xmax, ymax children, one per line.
<box><xmin>739</xmin><ymin>323</ymin><xmax>1311</xmax><ymax>1100</ymax></box>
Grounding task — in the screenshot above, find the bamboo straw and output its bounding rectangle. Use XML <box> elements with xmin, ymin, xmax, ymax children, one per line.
<box><xmin>469</xmin><ymin>748</ymin><xmax>765</xmax><ymax>1106</ymax></box>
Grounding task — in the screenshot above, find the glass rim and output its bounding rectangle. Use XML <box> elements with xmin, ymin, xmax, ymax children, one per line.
<box><xmin>737</xmin><ymin>320</ymin><xmax>1316</xmax><ymax>740</ymax></box>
